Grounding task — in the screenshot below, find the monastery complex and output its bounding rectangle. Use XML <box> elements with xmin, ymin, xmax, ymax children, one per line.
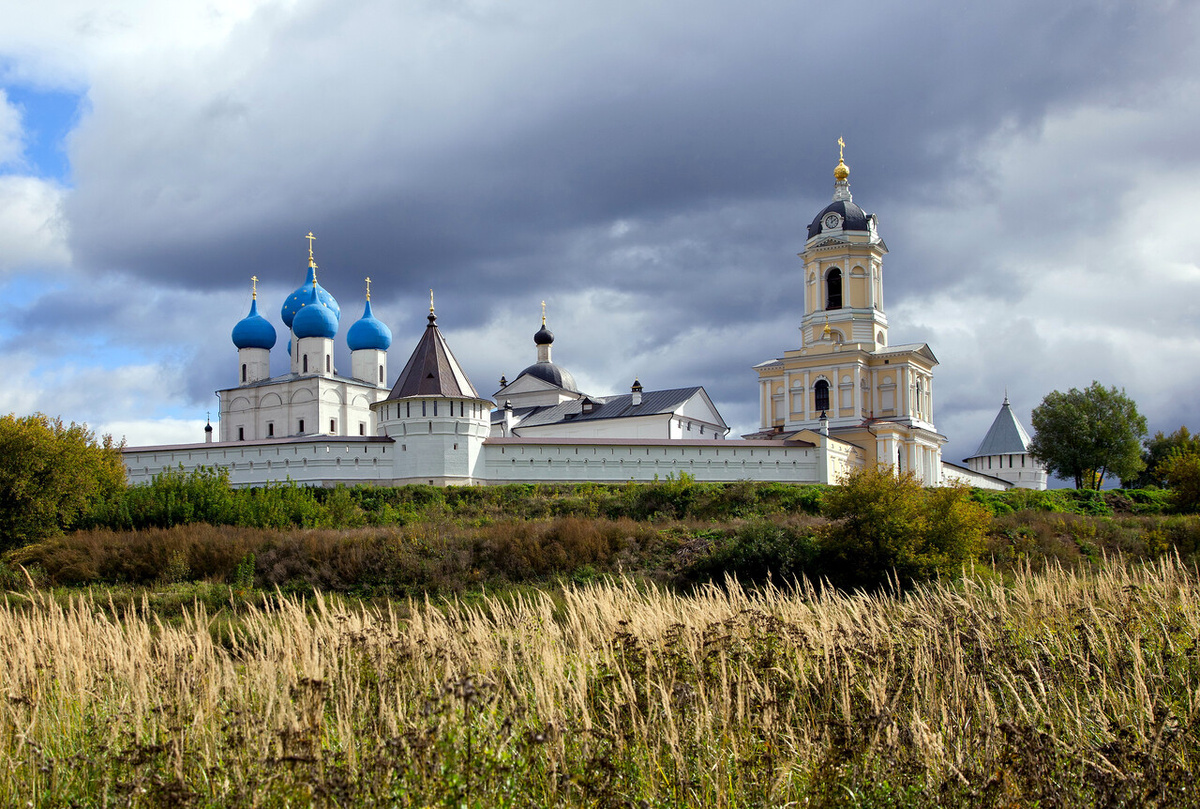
<box><xmin>123</xmin><ymin>149</ymin><xmax>1046</xmax><ymax>491</ymax></box>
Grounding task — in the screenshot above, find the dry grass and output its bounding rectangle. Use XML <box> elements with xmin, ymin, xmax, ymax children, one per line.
<box><xmin>2</xmin><ymin>560</ymin><xmax>1199</xmax><ymax>806</ymax></box>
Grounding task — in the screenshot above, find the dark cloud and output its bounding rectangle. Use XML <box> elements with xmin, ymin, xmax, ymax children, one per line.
<box><xmin>5</xmin><ymin>0</ymin><xmax>1199</xmax><ymax>456</ymax></box>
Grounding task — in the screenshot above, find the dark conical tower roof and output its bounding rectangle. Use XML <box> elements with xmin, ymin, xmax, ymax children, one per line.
<box><xmin>388</xmin><ymin>310</ymin><xmax>482</xmax><ymax>399</ymax></box>
<box><xmin>966</xmin><ymin>396</ymin><xmax>1033</xmax><ymax>459</ymax></box>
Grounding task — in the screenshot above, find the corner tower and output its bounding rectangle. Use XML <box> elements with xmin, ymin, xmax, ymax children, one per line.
<box><xmin>372</xmin><ymin>294</ymin><xmax>494</xmax><ymax>485</ymax></box>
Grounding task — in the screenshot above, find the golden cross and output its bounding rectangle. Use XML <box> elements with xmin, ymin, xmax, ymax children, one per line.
<box><xmin>365</xmin><ymin>277</ymin><xmax>372</xmax><ymax>301</ymax></box>
<box><xmin>541</xmin><ymin>300</ymin><xmax>546</xmax><ymax>325</ymax></box>
<box><xmin>429</xmin><ymin>289</ymin><xmax>435</xmax><ymax>314</ymax></box>
<box><xmin>251</xmin><ymin>275</ymin><xmax>258</xmax><ymax>300</ymax></box>
<box><xmin>306</xmin><ymin>231</ymin><xmax>317</xmax><ymax>267</ymax></box>
<box><xmin>837</xmin><ymin>136</ymin><xmax>845</xmax><ymax>161</ymax></box>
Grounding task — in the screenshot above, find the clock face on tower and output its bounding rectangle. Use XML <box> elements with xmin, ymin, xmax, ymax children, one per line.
<box><xmin>823</xmin><ymin>212</ymin><xmax>842</xmax><ymax>230</ymax></box>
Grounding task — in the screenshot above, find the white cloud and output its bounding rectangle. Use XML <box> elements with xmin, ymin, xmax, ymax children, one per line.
<box><xmin>0</xmin><ymin>89</ymin><xmax>24</xmax><ymax>167</ymax></box>
<box><xmin>0</xmin><ymin>175</ymin><xmax>71</xmax><ymax>272</ymax></box>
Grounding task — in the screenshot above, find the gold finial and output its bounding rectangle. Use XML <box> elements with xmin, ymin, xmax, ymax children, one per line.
<box><xmin>306</xmin><ymin>231</ymin><xmax>317</xmax><ymax>270</ymax></box>
<box><xmin>823</xmin><ymin>315</ymin><xmax>832</xmax><ymax>339</ymax></box>
<box><xmin>365</xmin><ymin>277</ymin><xmax>372</xmax><ymax>301</ymax></box>
<box><xmin>834</xmin><ymin>136</ymin><xmax>849</xmax><ymax>182</ymax></box>
<box><xmin>429</xmin><ymin>289</ymin><xmax>435</xmax><ymax>314</ymax></box>
<box><xmin>251</xmin><ymin>275</ymin><xmax>258</xmax><ymax>300</ymax></box>
<box><xmin>541</xmin><ymin>300</ymin><xmax>546</xmax><ymax>326</ymax></box>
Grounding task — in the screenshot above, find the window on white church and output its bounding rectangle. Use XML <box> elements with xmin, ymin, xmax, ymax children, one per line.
<box><xmin>359</xmin><ymin>423</ymin><xmax>365</xmax><ymax>436</ymax></box>
<box><xmin>815</xmin><ymin>380</ymin><xmax>830</xmax><ymax>413</ymax></box>
<box><xmin>299</xmin><ymin>419</ymin><xmax>305</xmax><ymax>433</ymax></box>
<box><xmin>268</xmin><ymin>423</ymin><xmax>274</xmax><ymax>437</ymax></box>
<box><xmin>303</xmin><ymin>355</ymin><xmax>308</xmax><ymax>373</ymax></box>
<box><xmin>326</xmin><ymin>355</ymin><xmax>331</xmax><ymax>372</ymax></box>
<box><xmin>238</xmin><ymin>427</ymin><xmax>244</xmax><ymax>441</ymax></box>
<box><xmin>826</xmin><ymin>268</ymin><xmax>842</xmax><ymax>310</ymax></box>
<box><xmin>379</xmin><ymin>365</ymin><xmax>384</xmax><ymax>383</ymax></box>
<box><xmin>241</xmin><ymin>364</ymin><xmax>247</xmax><ymax>383</ymax></box>
<box><xmin>330</xmin><ymin>419</ymin><xmax>336</xmax><ymax>433</ymax></box>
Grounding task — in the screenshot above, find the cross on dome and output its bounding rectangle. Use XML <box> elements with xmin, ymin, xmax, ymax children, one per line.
<box><xmin>306</xmin><ymin>231</ymin><xmax>317</xmax><ymax>270</ymax></box>
<box><xmin>365</xmin><ymin>277</ymin><xmax>372</xmax><ymax>301</ymax></box>
<box><xmin>251</xmin><ymin>275</ymin><xmax>258</xmax><ymax>300</ymax></box>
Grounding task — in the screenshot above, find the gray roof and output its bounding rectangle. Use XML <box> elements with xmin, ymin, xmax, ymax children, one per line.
<box><xmin>966</xmin><ymin>398</ymin><xmax>1032</xmax><ymax>459</ymax></box>
<box><xmin>516</xmin><ymin>361</ymin><xmax>578</xmax><ymax>391</ymax></box>
<box><xmin>494</xmin><ymin>386</ymin><xmax>726</xmax><ymax>431</ymax></box>
<box><xmin>388</xmin><ymin>312</ymin><xmax>484</xmax><ymax>400</ymax></box>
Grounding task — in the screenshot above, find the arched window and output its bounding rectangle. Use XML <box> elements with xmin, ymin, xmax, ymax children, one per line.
<box><xmin>379</xmin><ymin>365</ymin><xmax>384</xmax><ymax>383</ymax></box>
<box><xmin>326</xmin><ymin>354</ymin><xmax>331</xmax><ymax>372</ymax></box>
<box><xmin>826</xmin><ymin>268</ymin><xmax>842</xmax><ymax>310</ymax></box>
<box><xmin>303</xmin><ymin>355</ymin><xmax>308</xmax><ymax>373</ymax></box>
<box><xmin>241</xmin><ymin>363</ymin><xmax>247</xmax><ymax>383</ymax></box>
<box><xmin>814</xmin><ymin>379</ymin><xmax>830</xmax><ymax>413</ymax></box>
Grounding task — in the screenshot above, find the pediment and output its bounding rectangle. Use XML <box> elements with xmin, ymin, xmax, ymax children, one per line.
<box><xmin>496</xmin><ymin>373</ymin><xmax>563</xmax><ymax>396</ymax></box>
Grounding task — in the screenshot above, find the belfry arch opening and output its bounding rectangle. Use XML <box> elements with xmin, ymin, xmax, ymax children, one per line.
<box><xmin>826</xmin><ymin>268</ymin><xmax>842</xmax><ymax>310</ymax></box>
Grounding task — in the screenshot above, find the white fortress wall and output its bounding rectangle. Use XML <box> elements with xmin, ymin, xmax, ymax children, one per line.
<box><xmin>483</xmin><ymin>438</ymin><xmax>827</xmax><ymax>484</ymax></box>
<box><xmin>123</xmin><ymin>437</ymin><xmax>394</xmax><ymax>488</ymax></box>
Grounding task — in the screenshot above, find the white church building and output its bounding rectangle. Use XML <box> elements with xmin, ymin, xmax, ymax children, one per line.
<box><xmin>123</xmin><ymin>150</ymin><xmax>1038</xmax><ymax>490</ymax></box>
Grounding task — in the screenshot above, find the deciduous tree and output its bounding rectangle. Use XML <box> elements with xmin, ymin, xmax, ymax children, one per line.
<box><xmin>1122</xmin><ymin>426</ymin><xmax>1200</xmax><ymax>489</ymax></box>
<box><xmin>0</xmin><ymin>413</ymin><xmax>126</xmax><ymax>549</ymax></box>
<box><xmin>1027</xmin><ymin>382</ymin><xmax>1146</xmax><ymax>490</ymax></box>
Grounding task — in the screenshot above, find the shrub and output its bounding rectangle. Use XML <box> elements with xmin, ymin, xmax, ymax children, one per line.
<box><xmin>821</xmin><ymin>467</ymin><xmax>990</xmax><ymax>589</ymax></box>
<box><xmin>1160</xmin><ymin>450</ymin><xmax>1200</xmax><ymax>513</ymax></box>
<box><xmin>682</xmin><ymin>519</ymin><xmax>821</xmax><ymax>586</ymax></box>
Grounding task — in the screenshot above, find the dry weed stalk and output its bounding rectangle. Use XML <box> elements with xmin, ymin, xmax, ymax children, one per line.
<box><xmin>0</xmin><ymin>559</ymin><xmax>1197</xmax><ymax>805</ymax></box>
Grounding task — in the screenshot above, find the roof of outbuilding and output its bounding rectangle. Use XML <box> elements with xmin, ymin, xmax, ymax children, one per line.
<box><xmin>388</xmin><ymin>312</ymin><xmax>485</xmax><ymax>400</ymax></box>
<box><xmin>965</xmin><ymin>398</ymin><xmax>1033</xmax><ymax>459</ymax></box>
<box><xmin>493</xmin><ymin>386</ymin><xmax>726</xmax><ymax>430</ymax></box>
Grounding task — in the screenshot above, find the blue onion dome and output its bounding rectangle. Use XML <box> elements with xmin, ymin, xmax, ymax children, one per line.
<box><xmin>232</xmin><ymin>299</ymin><xmax>277</xmax><ymax>349</ymax></box>
<box><xmin>281</xmin><ymin>266</ymin><xmax>340</xmax><ymax>328</ymax></box>
<box><xmin>347</xmin><ymin>300</ymin><xmax>392</xmax><ymax>351</ymax></box>
<box><xmin>292</xmin><ymin>286</ymin><xmax>339</xmax><ymax>339</ymax></box>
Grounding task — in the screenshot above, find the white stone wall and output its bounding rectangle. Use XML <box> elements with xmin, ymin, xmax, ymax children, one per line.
<box><xmin>124</xmin><ymin>437</ymin><xmax>394</xmax><ymax>487</ymax></box>
<box><xmin>124</xmin><ymin>436</ymin><xmax>838</xmax><ymax>488</ymax></box>
<box><xmin>483</xmin><ymin>439</ymin><xmax>823</xmax><ymax>484</ymax></box>
<box><xmin>942</xmin><ymin>462</ymin><xmax>1012</xmax><ymax>491</ymax></box>
<box><xmin>967</xmin><ymin>454</ymin><xmax>1048</xmax><ymax>490</ymax></box>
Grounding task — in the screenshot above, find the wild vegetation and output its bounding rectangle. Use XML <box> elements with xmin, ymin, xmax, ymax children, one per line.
<box><xmin>0</xmin><ymin>412</ymin><xmax>125</xmax><ymax>550</ymax></box>
<box><xmin>4</xmin><ymin>457</ymin><xmax>1200</xmax><ymax>805</ymax></box>
<box><xmin>2</xmin><ymin>559</ymin><xmax>1197</xmax><ymax>807</ymax></box>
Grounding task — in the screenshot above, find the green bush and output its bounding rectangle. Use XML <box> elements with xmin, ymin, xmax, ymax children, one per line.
<box><xmin>682</xmin><ymin>520</ymin><xmax>821</xmax><ymax>586</ymax></box>
<box><xmin>821</xmin><ymin>467</ymin><xmax>990</xmax><ymax>589</ymax></box>
<box><xmin>1160</xmin><ymin>451</ymin><xmax>1200</xmax><ymax>513</ymax></box>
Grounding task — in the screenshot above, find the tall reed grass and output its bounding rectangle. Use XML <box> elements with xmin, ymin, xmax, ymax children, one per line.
<box><xmin>2</xmin><ymin>560</ymin><xmax>1198</xmax><ymax>806</ymax></box>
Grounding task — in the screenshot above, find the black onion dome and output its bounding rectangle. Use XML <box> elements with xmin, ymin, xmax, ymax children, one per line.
<box><xmin>807</xmin><ymin>200</ymin><xmax>870</xmax><ymax>239</ymax></box>
<box><xmin>519</xmin><ymin>361</ymin><xmax>577</xmax><ymax>391</ymax></box>
<box><xmin>534</xmin><ymin>325</ymin><xmax>554</xmax><ymax>345</ymax></box>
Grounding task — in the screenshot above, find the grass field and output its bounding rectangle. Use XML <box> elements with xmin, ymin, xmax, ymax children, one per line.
<box><xmin>3</xmin><ymin>558</ymin><xmax>1198</xmax><ymax>807</ymax></box>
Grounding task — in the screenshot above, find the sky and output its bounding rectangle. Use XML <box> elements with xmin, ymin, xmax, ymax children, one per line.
<box><xmin>1</xmin><ymin>0</ymin><xmax>1198</xmax><ymax>482</ymax></box>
